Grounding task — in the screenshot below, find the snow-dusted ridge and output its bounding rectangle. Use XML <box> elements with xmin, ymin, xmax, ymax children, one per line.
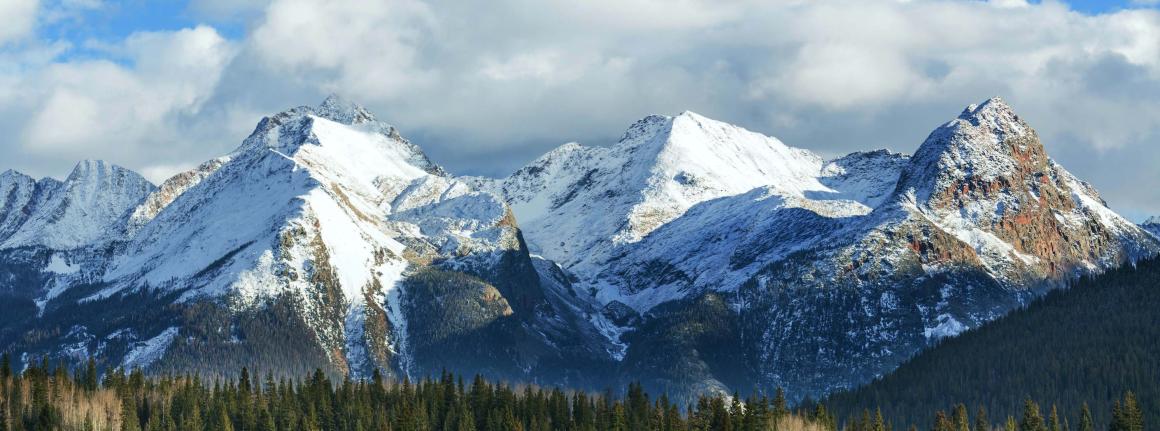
<box><xmin>1</xmin><ymin>96</ymin><xmax>1156</xmax><ymax>402</ymax></box>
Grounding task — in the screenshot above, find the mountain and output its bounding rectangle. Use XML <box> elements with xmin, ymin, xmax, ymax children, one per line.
<box><xmin>0</xmin><ymin>96</ymin><xmax>1154</xmax><ymax>404</ymax></box>
<box><xmin>0</xmin><ymin>96</ymin><xmax>612</xmax><ymax>386</ymax></box>
<box><xmin>825</xmin><ymin>255</ymin><xmax>1160</xmax><ymax>429</ymax></box>
<box><xmin>0</xmin><ymin>160</ymin><xmax>155</xmax><ymax>312</ymax></box>
<box><xmin>483</xmin><ymin>97</ymin><xmax>1158</xmax><ymax>399</ymax></box>
<box><xmin>1142</xmin><ymin>216</ymin><xmax>1160</xmax><ymax>238</ymax></box>
<box><xmin>469</xmin><ymin>111</ymin><xmax>829</xmax><ymax>276</ymax></box>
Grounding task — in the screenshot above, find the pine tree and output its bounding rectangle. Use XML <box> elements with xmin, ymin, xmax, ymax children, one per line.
<box><xmin>84</xmin><ymin>358</ymin><xmax>98</xmax><ymax>392</ymax></box>
<box><xmin>121</xmin><ymin>395</ymin><xmax>140</xmax><ymax>431</ymax></box>
<box><xmin>1048</xmin><ymin>405</ymin><xmax>1061</xmax><ymax>431</ymax></box>
<box><xmin>933</xmin><ymin>411</ymin><xmax>954</xmax><ymax>431</ymax></box>
<box><xmin>1019</xmin><ymin>399</ymin><xmax>1046</xmax><ymax>431</ymax></box>
<box><xmin>1077</xmin><ymin>403</ymin><xmax>1093</xmax><ymax>431</ymax></box>
<box><xmin>954</xmin><ymin>404</ymin><xmax>970</xmax><ymax>431</ymax></box>
<box><xmin>975</xmin><ymin>406</ymin><xmax>989</xmax><ymax>431</ymax></box>
<box><xmin>774</xmin><ymin>388</ymin><xmax>788</xmax><ymax>420</ymax></box>
<box><xmin>1005</xmin><ymin>416</ymin><xmax>1017</xmax><ymax>431</ymax></box>
<box><xmin>1110</xmin><ymin>392</ymin><xmax>1143</xmax><ymax>431</ymax></box>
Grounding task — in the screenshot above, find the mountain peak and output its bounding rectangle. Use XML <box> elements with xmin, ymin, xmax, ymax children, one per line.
<box><xmin>0</xmin><ymin>169</ymin><xmax>28</xmax><ymax>181</ymax></box>
<box><xmin>66</xmin><ymin>159</ymin><xmax>127</xmax><ymax>181</ymax></box>
<box><xmin>898</xmin><ymin>97</ymin><xmax>1042</xmax><ymax>203</ymax></box>
<box><xmin>316</xmin><ymin>93</ymin><xmax>376</xmax><ymax>125</ymax></box>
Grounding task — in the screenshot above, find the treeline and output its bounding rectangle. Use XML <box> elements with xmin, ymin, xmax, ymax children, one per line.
<box><xmin>0</xmin><ymin>356</ymin><xmax>1146</xmax><ymax>431</ymax></box>
<box><xmin>0</xmin><ymin>357</ymin><xmax>826</xmax><ymax>431</ymax></box>
<box><xmin>829</xmin><ymin>394</ymin><xmax>1143</xmax><ymax>431</ymax></box>
<box><xmin>825</xmin><ymin>256</ymin><xmax>1160</xmax><ymax>428</ymax></box>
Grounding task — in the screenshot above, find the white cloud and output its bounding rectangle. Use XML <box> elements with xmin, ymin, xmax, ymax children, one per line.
<box><xmin>5</xmin><ymin>0</ymin><xmax>1160</xmax><ymax>215</ymax></box>
<box><xmin>0</xmin><ymin>0</ymin><xmax>40</xmax><ymax>44</ymax></box>
<box><xmin>10</xmin><ymin>26</ymin><xmax>236</xmax><ymax>174</ymax></box>
<box><xmin>249</xmin><ymin>0</ymin><xmax>437</xmax><ymax>97</ymax></box>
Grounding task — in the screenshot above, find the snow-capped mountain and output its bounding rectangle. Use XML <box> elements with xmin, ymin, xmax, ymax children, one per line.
<box><xmin>0</xmin><ymin>96</ymin><xmax>1154</xmax><ymax>403</ymax></box>
<box><xmin>0</xmin><ymin>96</ymin><xmax>611</xmax><ymax>385</ymax></box>
<box><xmin>0</xmin><ymin>160</ymin><xmax>155</xmax><ymax>250</ymax></box>
<box><xmin>469</xmin><ymin>111</ymin><xmax>829</xmax><ymax>275</ymax></box>
<box><xmin>1142</xmin><ymin>216</ymin><xmax>1160</xmax><ymax>238</ymax></box>
<box><xmin>485</xmin><ymin>97</ymin><xmax>1159</xmax><ymax>399</ymax></box>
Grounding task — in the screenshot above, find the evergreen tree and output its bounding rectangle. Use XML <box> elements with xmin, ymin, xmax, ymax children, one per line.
<box><xmin>1019</xmin><ymin>399</ymin><xmax>1046</xmax><ymax>431</ymax></box>
<box><xmin>975</xmin><ymin>406</ymin><xmax>989</xmax><ymax>431</ymax></box>
<box><xmin>1078</xmin><ymin>403</ymin><xmax>1094</xmax><ymax>431</ymax></box>
<box><xmin>1109</xmin><ymin>392</ymin><xmax>1143</xmax><ymax>431</ymax></box>
<box><xmin>1048</xmin><ymin>405</ymin><xmax>1061</xmax><ymax>431</ymax></box>
<box><xmin>933</xmin><ymin>411</ymin><xmax>954</xmax><ymax>431</ymax></box>
<box><xmin>954</xmin><ymin>404</ymin><xmax>970</xmax><ymax>431</ymax></box>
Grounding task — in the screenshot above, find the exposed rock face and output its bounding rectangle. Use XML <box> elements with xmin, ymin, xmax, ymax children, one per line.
<box><xmin>0</xmin><ymin>96</ymin><xmax>1154</xmax><ymax>404</ymax></box>
<box><xmin>489</xmin><ymin>97</ymin><xmax>1158</xmax><ymax>400</ymax></box>
<box><xmin>0</xmin><ymin>96</ymin><xmax>613</xmax><ymax>387</ymax></box>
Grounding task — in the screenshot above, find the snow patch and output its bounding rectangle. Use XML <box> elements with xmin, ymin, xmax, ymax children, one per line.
<box><xmin>122</xmin><ymin>327</ymin><xmax>180</xmax><ymax>369</ymax></box>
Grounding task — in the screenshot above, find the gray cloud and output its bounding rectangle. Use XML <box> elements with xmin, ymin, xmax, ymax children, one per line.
<box><xmin>3</xmin><ymin>0</ymin><xmax>1160</xmax><ymax>219</ymax></box>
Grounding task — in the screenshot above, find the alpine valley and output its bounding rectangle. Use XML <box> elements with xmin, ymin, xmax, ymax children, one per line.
<box><xmin>1</xmin><ymin>96</ymin><xmax>1155</xmax><ymax>402</ymax></box>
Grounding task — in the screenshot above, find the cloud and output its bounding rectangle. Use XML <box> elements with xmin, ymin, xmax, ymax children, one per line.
<box><xmin>2</xmin><ymin>26</ymin><xmax>236</xmax><ymax>181</ymax></box>
<box><xmin>0</xmin><ymin>0</ymin><xmax>40</xmax><ymax>44</ymax></box>
<box><xmin>5</xmin><ymin>0</ymin><xmax>1160</xmax><ymax>218</ymax></box>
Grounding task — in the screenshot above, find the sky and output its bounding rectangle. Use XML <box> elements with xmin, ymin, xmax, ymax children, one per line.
<box><xmin>2</xmin><ymin>0</ymin><xmax>1160</xmax><ymax>220</ymax></box>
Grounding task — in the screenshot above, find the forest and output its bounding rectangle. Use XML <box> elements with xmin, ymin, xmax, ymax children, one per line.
<box><xmin>825</xmin><ymin>256</ymin><xmax>1160</xmax><ymax>428</ymax></box>
<box><xmin>0</xmin><ymin>356</ymin><xmax>1144</xmax><ymax>431</ymax></box>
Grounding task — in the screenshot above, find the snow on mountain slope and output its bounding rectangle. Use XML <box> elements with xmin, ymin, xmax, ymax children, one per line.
<box><xmin>125</xmin><ymin>156</ymin><xmax>230</xmax><ymax>235</ymax></box>
<box><xmin>477</xmin><ymin>111</ymin><xmax>832</xmax><ymax>275</ymax></box>
<box><xmin>476</xmin><ymin>97</ymin><xmax>1159</xmax><ymax>400</ymax></box>
<box><xmin>0</xmin><ymin>161</ymin><xmax>154</xmax><ymax>250</ymax></box>
<box><xmin>893</xmin><ymin>97</ymin><xmax>1157</xmax><ymax>281</ymax></box>
<box><xmin>72</xmin><ymin>95</ymin><xmax>592</xmax><ymax>378</ymax></box>
<box><xmin>1142</xmin><ymin>216</ymin><xmax>1160</xmax><ymax>238</ymax></box>
<box><xmin>0</xmin><ymin>170</ymin><xmax>46</xmax><ymax>242</ymax></box>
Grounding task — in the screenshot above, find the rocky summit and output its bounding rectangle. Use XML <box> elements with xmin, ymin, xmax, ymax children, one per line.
<box><xmin>0</xmin><ymin>96</ymin><xmax>1154</xmax><ymax>402</ymax></box>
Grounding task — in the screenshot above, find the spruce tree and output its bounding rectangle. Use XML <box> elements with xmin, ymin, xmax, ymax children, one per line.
<box><xmin>1006</xmin><ymin>416</ymin><xmax>1017</xmax><ymax>431</ymax></box>
<box><xmin>1048</xmin><ymin>405</ymin><xmax>1061</xmax><ymax>431</ymax></box>
<box><xmin>1078</xmin><ymin>403</ymin><xmax>1093</xmax><ymax>431</ymax></box>
<box><xmin>773</xmin><ymin>387</ymin><xmax>788</xmax><ymax>420</ymax></box>
<box><xmin>954</xmin><ymin>404</ymin><xmax>970</xmax><ymax>431</ymax></box>
<box><xmin>934</xmin><ymin>411</ymin><xmax>954</xmax><ymax>431</ymax></box>
<box><xmin>975</xmin><ymin>406</ymin><xmax>989</xmax><ymax>431</ymax></box>
<box><xmin>1019</xmin><ymin>399</ymin><xmax>1046</xmax><ymax>431</ymax></box>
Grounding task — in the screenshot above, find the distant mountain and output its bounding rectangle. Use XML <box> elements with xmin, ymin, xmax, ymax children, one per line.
<box><xmin>825</xmin><ymin>255</ymin><xmax>1160</xmax><ymax>429</ymax></box>
<box><xmin>1141</xmin><ymin>216</ymin><xmax>1160</xmax><ymax>238</ymax></box>
<box><xmin>0</xmin><ymin>96</ymin><xmax>1154</xmax><ymax>403</ymax></box>
<box><xmin>482</xmin><ymin>97</ymin><xmax>1158</xmax><ymax>399</ymax></box>
<box><xmin>0</xmin><ymin>96</ymin><xmax>612</xmax><ymax>386</ymax></box>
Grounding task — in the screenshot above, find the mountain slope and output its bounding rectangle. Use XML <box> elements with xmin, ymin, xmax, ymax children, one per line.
<box><xmin>0</xmin><ymin>96</ymin><xmax>1154</xmax><ymax>405</ymax></box>
<box><xmin>1142</xmin><ymin>216</ymin><xmax>1160</xmax><ymax>238</ymax></box>
<box><xmin>0</xmin><ymin>96</ymin><xmax>612</xmax><ymax>386</ymax></box>
<box><xmin>471</xmin><ymin>111</ymin><xmax>830</xmax><ymax>275</ymax></box>
<box><xmin>0</xmin><ymin>160</ymin><xmax>155</xmax><ymax>251</ymax></box>
<box><xmin>826</xmin><ymin>255</ymin><xmax>1160</xmax><ymax>429</ymax></box>
<box><xmin>487</xmin><ymin>97</ymin><xmax>1159</xmax><ymax>400</ymax></box>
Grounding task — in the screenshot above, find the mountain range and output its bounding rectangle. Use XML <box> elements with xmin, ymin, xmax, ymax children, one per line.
<box><xmin>0</xmin><ymin>96</ymin><xmax>1155</xmax><ymax>401</ymax></box>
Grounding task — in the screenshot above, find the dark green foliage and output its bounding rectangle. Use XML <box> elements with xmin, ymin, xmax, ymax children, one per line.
<box><xmin>827</xmin><ymin>256</ymin><xmax>1160</xmax><ymax>428</ymax></box>
<box><xmin>154</xmin><ymin>294</ymin><xmax>336</xmax><ymax>380</ymax></box>
<box><xmin>620</xmin><ymin>292</ymin><xmax>753</xmax><ymax>405</ymax></box>
<box><xmin>1109</xmin><ymin>392</ymin><xmax>1143</xmax><ymax>431</ymax></box>
<box><xmin>0</xmin><ymin>363</ymin><xmax>862</xmax><ymax>431</ymax></box>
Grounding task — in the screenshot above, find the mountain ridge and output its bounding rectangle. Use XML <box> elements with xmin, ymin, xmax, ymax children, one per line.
<box><xmin>0</xmin><ymin>96</ymin><xmax>1154</xmax><ymax>404</ymax></box>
